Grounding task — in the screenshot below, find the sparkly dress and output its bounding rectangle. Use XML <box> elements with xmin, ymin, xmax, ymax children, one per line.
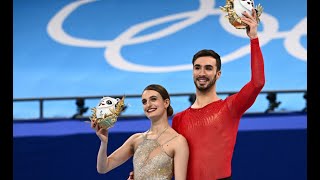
<box><xmin>133</xmin><ymin>127</ymin><xmax>179</xmax><ymax>180</ymax></box>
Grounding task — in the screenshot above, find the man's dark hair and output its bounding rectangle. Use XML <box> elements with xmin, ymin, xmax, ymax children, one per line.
<box><xmin>192</xmin><ymin>49</ymin><xmax>221</xmax><ymax>71</ymax></box>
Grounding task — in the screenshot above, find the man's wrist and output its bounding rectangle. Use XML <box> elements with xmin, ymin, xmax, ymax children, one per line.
<box><xmin>250</xmin><ymin>37</ymin><xmax>259</xmax><ymax>43</ymax></box>
<box><xmin>250</xmin><ymin>35</ymin><xmax>258</xmax><ymax>40</ymax></box>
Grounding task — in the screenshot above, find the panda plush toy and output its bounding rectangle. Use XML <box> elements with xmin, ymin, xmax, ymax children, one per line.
<box><xmin>90</xmin><ymin>96</ymin><xmax>125</xmax><ymax>129</ymax></box>
<box><xmin>221</xmin><ymin>0</ymin><xmax>263</xmax><ymax>29</ymax></box>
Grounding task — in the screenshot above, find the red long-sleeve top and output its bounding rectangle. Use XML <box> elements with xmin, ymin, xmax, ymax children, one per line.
<box><xmin>172</xmin><ymin>38</ymin><xmax>265</xmax><ymax>180</ymax></box>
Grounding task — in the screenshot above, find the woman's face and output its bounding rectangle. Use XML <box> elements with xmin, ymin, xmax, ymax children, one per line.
<box><xmin>141</xmin><ymin>90</ymin><xmax>168</xmax><ymax>119</ymax></box>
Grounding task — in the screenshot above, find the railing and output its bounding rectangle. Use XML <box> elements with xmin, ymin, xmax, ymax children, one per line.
<box><xmin>13</xmin><ymin>89</ymin><xmax>307</xmax><ymax>121</ymax></box>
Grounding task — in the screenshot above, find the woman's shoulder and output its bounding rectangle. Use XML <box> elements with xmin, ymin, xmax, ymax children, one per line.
<box><xmin>170</xmin><ymin>133</ymin><xmax>189</xmax><ymax>153</ymax></box>
<box><xmin>128</xmin><ymin>132</ymin><xmax>145</xmax><ymax>140</ymax></box>
<box><xmin>126</xmin><ymin>132</ymin><xmax>148</xmax><ymax>145</ymax></box>
<box><xmin>169</xmin><ymin>128</ymin><xmax>188</xmax><ymax>144</ymax></box>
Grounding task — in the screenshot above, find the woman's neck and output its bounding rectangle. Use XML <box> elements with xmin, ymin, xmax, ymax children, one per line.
<box><xmin>149</xmin><ymin>117</ymin><xmax>170</xmax><ymax>134</ymax></box>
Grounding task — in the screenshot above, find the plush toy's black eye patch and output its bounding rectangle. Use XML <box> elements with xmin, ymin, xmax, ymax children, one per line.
<box><xmin>107</xmin><ymin>100</ymin><xmax>112</xmax><ymax>105</ymax></box>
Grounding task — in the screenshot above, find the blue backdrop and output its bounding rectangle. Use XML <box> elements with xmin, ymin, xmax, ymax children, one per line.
<box><xmin>13</xmin><ymin>113</ymin><xmax>307</xmax><ymax>180</ymax></box>
<box><xmin>13</xmin><ymin>0</ymin><xmax>307</xmax><ymax>119</ymax></box>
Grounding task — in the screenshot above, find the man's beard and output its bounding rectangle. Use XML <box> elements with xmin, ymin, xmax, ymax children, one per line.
<box><xmin>194</xmin><ymin>75</ymin><xmax>217</xmax><ymax>92</ymax></box>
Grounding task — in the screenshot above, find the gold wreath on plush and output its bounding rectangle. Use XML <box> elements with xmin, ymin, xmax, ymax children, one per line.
<box><xmin>89</xmin><ymin>96</ymin><xmax>125</xmax><ymax>130</ymax></box>
<box><xmin>220</xmin><ymin>0</ymin><xmax>263</xmax><ymax>29</ymax></box>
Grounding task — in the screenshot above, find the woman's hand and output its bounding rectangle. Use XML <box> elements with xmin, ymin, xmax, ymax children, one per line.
<box><xmin>91</xmin><ymin>120</ymin><xmax>109</xmax><ymax>143</ymax></box>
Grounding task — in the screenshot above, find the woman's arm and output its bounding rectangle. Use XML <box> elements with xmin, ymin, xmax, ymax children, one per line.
<box><xmin>93</xmin><ymin>123</ymin><xmax>138</xmax><ymax>173</ymax></box>
<box><xmin>97</xmin><ymin>134</ymin><xmax>137</xmax><ymax>173</ymax></box>
<box><xmin>173</xmin><ymin>135</ymin><xmax>189</xmax><ymax>180</ymax></box>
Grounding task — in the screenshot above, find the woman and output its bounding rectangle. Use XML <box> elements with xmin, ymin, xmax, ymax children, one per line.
<box><xmin>91</xmin><ymin>84</ymin><xmax>189</xmax><ymax>180</ymax></box>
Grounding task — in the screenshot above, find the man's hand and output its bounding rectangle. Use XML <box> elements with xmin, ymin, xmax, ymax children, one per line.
<box><xmin>241</xmin><ymin>9</ymin><xmax>258</xmax><ymax>39</ymax></box>
<box><xmin>127</xmin><ymin>171</ymin><xmax>134</xmax><ymax>180</ymax></box>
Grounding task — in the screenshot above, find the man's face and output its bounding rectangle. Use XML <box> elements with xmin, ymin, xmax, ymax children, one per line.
<box><xmin>193</xmin><ymin>56</ymin><xmax>220</xmax><ymax>92</ymax></box>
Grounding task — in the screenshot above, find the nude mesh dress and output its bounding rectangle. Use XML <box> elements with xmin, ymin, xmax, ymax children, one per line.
<box><xmin>133</xmin><ymin>127</ymin><xmax>179</xmax><ymax>180</ymax></box>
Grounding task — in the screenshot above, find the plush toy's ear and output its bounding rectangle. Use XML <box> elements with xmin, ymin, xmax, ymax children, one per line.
<box><xmin>116</xmin><ymin>98</ymin><xmax>120</xmax><ymax>102</ymax></box>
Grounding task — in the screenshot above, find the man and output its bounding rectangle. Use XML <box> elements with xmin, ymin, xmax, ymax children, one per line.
<box><xmin>171</xmin><ymin>9</ymin><xmax>265</xmax><ymax>180</ymax></box>
<box><xmin>128</xmin><ymin>9</ymin><xmax>265</xmax><ymax>180</ymax></box>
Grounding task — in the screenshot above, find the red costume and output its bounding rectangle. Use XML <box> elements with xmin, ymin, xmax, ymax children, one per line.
<box><xmin>172</xmin><ymin>38</ymin><xmax>265</xmax><ymax>180</ymax></box>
